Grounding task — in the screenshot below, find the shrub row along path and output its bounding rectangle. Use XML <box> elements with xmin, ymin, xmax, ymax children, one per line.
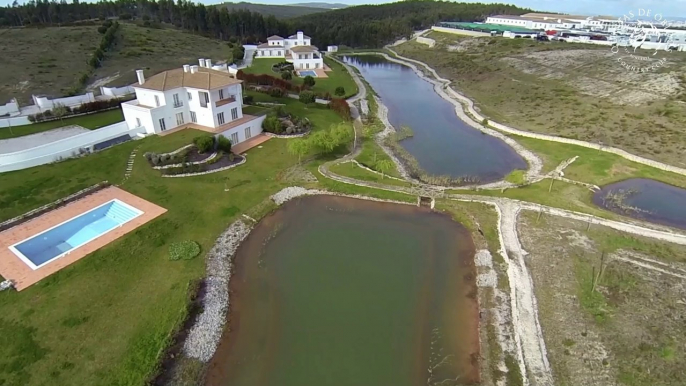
<box><xmin>319</xmin><ymin>53</ymin><xmax>686</xmax><ymax>386</ymax></box>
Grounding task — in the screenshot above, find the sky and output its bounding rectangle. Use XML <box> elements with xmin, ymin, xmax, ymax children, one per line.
<box><xmin>1</xmin><ymin>0</ymin><xmax>685</xmax><ymax>19</ymax></box>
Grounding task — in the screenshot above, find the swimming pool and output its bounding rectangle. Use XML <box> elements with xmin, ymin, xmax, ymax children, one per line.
<box><xmin>9</xmin><ymin>199</ymin><xmax>143</xmax><ymax>270</ymax></box>
<box><xmin>298</xmin><ymin>70</ymin><xmax>317</xmax><ymax>77</ymax></box>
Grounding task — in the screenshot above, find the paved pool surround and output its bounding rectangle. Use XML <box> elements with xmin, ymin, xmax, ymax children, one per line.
<box><xmin>0</xmin><ymin>187</ymin><xmax>166</xmax><ymax>290</ymax></box>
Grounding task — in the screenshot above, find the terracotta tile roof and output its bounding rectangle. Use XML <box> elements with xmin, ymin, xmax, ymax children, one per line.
<box><xmin>290</xmin><ymin>45</ymin><xmax>319</xmax><ymax>53</ymax></box>
<box><xmin>257</xmin><ymin>43</ymin><xmax>272</xmax><ymax>49</ymax></box>
<box><xmin>136</xmin><ymin>67</ymin><xmax>241</xmax><ymax>91</ymax></box>
<box><xmin>267</xmin><ymin>35</ymin><xmax>284</xmax><ymax>40</ymax></box>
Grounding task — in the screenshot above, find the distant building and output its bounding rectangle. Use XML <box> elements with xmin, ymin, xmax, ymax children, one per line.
<box><xmin>327</xmin><ymin>45</ymin><xmax>338</xmax><ymax>53</ymax></box>
<box><xmin>255</xmin><ymin>31</ymin><xmax>324</xmax><ymax>70</ymax></box>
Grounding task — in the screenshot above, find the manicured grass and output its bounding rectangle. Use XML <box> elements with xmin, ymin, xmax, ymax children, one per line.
<box><xmin>513</xmin><ymin>135</ymin><xmax>686</xmax><ymax>188</ymax></box>
<box><xmin>329</xmin><ymin>162</ymin><xmax>410</xmax><ymax>187</ymax></box>
<box><xmin>245</xmin><ymin>57</ymin><xmax>358</xmax><ymax>98</ymax></box>
<box><xmin>0</xmin><ymin>95</ymin><xmax>354</xmax><ymax>385</ymax></box>
<box><xmin>242</xmin><ymin>105</ymin><xmax>271</xmax><ymax>116</ymax></box>
<box><xmin>356</xmin><ymin>139</ymin><xmax>402</xmax><ymax>178</ymax></box>
<box><xmin>504</xmin><ymin>169</ymin><xmax>526</xmax><ymax>185</ymax></box>
<box><xmin>0</xmin><ymin>109</ymin><xmax>125</xmax><ymax>140</ymax></box>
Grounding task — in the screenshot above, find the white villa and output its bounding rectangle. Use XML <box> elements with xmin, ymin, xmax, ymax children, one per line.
<box><xmin>121</xmin><ymin>59</ymin><xmax>264</xmax><ymax>146</ymax></box>
<box><xmin>255</xmin><ymin>31</ymin><xmax>324</xmax><ymax>70</ymax></box>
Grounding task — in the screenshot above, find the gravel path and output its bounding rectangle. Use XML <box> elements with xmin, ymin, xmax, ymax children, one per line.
<box><xmin>183</xmin><ymin>220</ymin><xmax>251</xmax><ymax>362</ymax></box>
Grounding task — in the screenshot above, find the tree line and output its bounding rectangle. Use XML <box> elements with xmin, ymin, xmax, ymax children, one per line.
<box><xmin>0</xmin><ymin>0</ymin><xmax>529</xmax><ymax>48</ymax></box>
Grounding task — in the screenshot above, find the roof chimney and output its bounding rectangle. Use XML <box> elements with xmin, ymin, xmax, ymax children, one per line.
<box><xmin>206</xmin><ymin>59</ymin><xmax>212</xmax><ymax>68</ymax></box>
<box><xmin>199</xmin><ymin>58</ymin><xmax>206</xmax><ymax>68</ymax></box>
<box><xmin>183</xmin><ymin>64</ymin><xmax>190</xmax><ymax>73</ymax></box>
<box><xmin>190</xmin><ymin>65</ymin><xmax>199</xmax><ymax>74</ymax></box>
<box><xmin>297</xmin><ymin>31</ymin><xmax>303</xmax><ymax>40</ymax></box>
<box><xmin>136</xmin><ymin>69</ymin><xmax>145</xmax><ymax>85</ymax></box>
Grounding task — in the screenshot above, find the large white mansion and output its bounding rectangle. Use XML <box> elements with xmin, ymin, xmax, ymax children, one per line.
<box><xmin>121</xmin><ymin>59</ymin><xmax>264</xmax><ymax>146</ymax></box>
<box><xmin>255</xmin><ymin>31</ymin><xmax>324</xmax><ymax>70</ymax></box>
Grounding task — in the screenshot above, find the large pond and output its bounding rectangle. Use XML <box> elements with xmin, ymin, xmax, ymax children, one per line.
<box><xmin>343</xmin><ymin>55</ymin><xmax>527</xmax><ymax>182</ymax></box>
<box><xmin>593</xmin><ymin>178</ymin><xmax>686</xmax><ymax>230</ymax></box>
<box><xmin>205</xmin><ymin>196</ymin><xmax>480</xmax><ymax>386</ymax></box>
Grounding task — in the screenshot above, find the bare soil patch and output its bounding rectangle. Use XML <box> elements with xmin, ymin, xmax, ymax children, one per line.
<box><xmin>518</xmin><ymin>212</ymin><xmax>686</xmax><ymax>386</ymax></box>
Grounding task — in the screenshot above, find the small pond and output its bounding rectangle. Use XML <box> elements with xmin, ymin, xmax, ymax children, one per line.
<box><xmin>593</xmin><ymin>178</ymin><xmax>686</xmax><ymax>230</ymax></box>
<box><xmin>205</xmin><ymin>196</ymin><xmax>480</xmax><ymax>386</ymax></box>
<box><xmin>343</xmin><ymin>55</ymin><xmax>527</xmax><ymax>183</ymax></box>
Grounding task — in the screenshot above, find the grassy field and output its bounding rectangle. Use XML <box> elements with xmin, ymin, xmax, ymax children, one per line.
<box><xmin>0</xmin><ymin>109</ymin><xmax>124</xmax><ymax>140</ymax></box>
<box><xmin>245</xmin><ymin>56</ymin><xmax>358</xmax><ymax>97</ymax></box>
<box><xmin>329</xmin><ymin>162</ymin><xmax>410</xmax><ymax>187</ymax></box>
<box><xmin>0</xmin><ymin>26</ymin><xmax>101</xmax><ymax>104</ymax></box>
<box><xmin>395</xmin><ymin>32</ymin><xmax>686</xmax><ymax>168</ymax></box>
<box><xmin>0</xmin><ymin>91</ymin><xmax>355</xmax><ymax>385</ymax></box>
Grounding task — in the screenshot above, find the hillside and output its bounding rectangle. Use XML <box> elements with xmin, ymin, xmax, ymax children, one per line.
<box><xmin>219</xmin><ymin>2</ymin><xmax>329</xmax><ymax>18</ymax></box>
<box><xmin>0</xmin><ymin>26</ymin><xmax>102</xmax><ymax>104</ymax></box>
<box><xmin>290</xmin><ymin>2</ymin><xmax>348</xmax><ymax>9</ymax></box>
<box><xmin>0</xmin><ymin>23</ymin><xmax>232</xmax><ymax>104</ymax></box>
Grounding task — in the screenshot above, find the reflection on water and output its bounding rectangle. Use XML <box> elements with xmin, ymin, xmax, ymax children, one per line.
<box><xmin>343</xmin><ymin>55</ymin><xmax>526</xmax><ymax>182</ymax></box>
<box><xmin>205</xmin><ymin>196</ymin><xmax>480</xmax><ymax>386</ymax></box>
<box><xmin>593</xmin><ymin>178</ymin><xmax>686</xmax><ymax>230</ymax></box>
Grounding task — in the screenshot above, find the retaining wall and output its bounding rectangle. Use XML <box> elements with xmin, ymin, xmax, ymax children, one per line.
<box><xmin>0</xmin><ymin>122</ymin><xmax>145</xmax><ymax>173</ymax></box>
<box><xmin>100</xmin><ymin>85</ymin><xmax>134</xmax><ymax>97</ymax></box>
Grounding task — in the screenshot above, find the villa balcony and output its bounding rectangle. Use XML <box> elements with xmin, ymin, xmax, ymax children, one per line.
<box><xmin>173</xmin><ymin>102</ymin><xmax>183</xmax><ymax>108</ymax></box>
<box><xmin>215</xmin><ymin>97</ymin><xmax>237</xmax><ymax>107</ymax></box>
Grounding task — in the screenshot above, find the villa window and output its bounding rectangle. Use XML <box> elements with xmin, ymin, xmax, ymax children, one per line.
<box><xmin>154</xmin><ymin>95</ymin><xmax>160</xmax><ymax>107</ymax></box>
<box><xmin>231</xmin><ymin>107</ymin><xmax>238</xmax><ymax>120</ymax></box>
<box><xmin>187</xmin><ymin>92</ymin><xmax>192</xmax><ymax>101</ymax></box>
<box><xmin>173</xmin><ymin>93</ymin><xmax>182</xmax><ymax>108</ymax></box>
<box><xmin>158</xmin><ymin>118</ymin><xmax>166</xmax><ymax>131</ymax></box>
<box><xmin>217</xmin><ymin>112</ymin><xmax>225</xmax><ymax>125</ymax></box>
<box><xmin>200</xmin><ymin>91</ymin><xmax>209</xmax><ymax>108</ymax></box>
<box><xmin>135</xmin><ymin>118</ymin><xmax>141</xmax><ymax>127</ymax></box>
<box><xmin>176</xmin><ymin>112</ymin><xmax>184</xmax><ymax>126</ymax></box>
<box><xmin>245</xmin><ymin>127</ymin><xmax>251</xmax><ymax>139</ymax></box>
<box><xmin>219</xmin><ymin>89</ymin><xmax>224</xmax><ymax>100</ymax></box>
<box><xmin>190</xmin><ymin>111</ymin><xmax>197</xmax><ymax>123</ymax></box>
<box><xmin>231</xmin><ymin>132</ymin><xmax>239</xmax><ymax>144</ymax></box>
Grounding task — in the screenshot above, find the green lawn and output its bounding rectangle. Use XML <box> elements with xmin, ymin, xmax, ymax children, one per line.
<box><xmin>0</xmin><ymin>109</ymin><xmax>125</xmax><ymax>140</ymax></box>
<box><xmin>0</xmin><ymin>95</ymin><xmax>350</xmax><ymax>386</ymax></box>
<box><xmin>242</xmin><ymin>105</ymin><xmax>271</xmax><ymax>116</ymax></box>
<box><xmin>329</xmin><ymin>162</ymin><xmax>410</xmax><ymax>187</ymax></box>
<box><xmin>513</xmin><ymin>135</ymin><xmax>686</xmax><ymax>188</ymax></box>
<box><xmin>245</xmin><ymin>56</ymin><xmax>358</xmax><ymax>98</ymax></box>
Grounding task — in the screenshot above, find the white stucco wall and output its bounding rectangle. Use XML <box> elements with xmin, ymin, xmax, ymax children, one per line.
<box><xmin>215</xmin><ymin>115</ymin><xmax>266</xmax><ymax>145</ymax></box>
<box><xmin>100</xmin><ymin>85</ymin><xmax>134</xmax><ymax>97</ymax></box>
<box><xmin>0</xmin><ymin>122</ymin><xmax>144</xmax><ymax>173</ymax></box>
<box><xmin>33</xmin><ymin>92</ymin><xmax>96</xmax><ymax>109</ymax></box>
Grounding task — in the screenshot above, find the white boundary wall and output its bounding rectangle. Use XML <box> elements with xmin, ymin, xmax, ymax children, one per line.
<box><xmin>0</xmin><ymin>122</ymin><xmax>145</xmax><ymax>173</ymax></box>
<box><xmin>0</xmin><ymin>116</ymin><xmax>31</xmax><ymax>128</ymax></box>
<box><xmin>100</xmin><ymin>85</ymin><xmax>134</xmax><ymax>97</ymax></box>
<box><xmin>416</xmin><ymin>36</ymin><xmax>436</xmax><ymax>47</ymax></box>
<box><xmin>0</xmin><ymin>99</ymin><xmax>20</xmax><ymax>116</ymax></box>
<box><xmin>33</xmin><ymin>92</ymin><xmax>96</xmax><ymax>110</ymax></box>
<box><xmin>431</xmin><ymin>26</ymin><xmax>490</xmax><ymax>37</ymax></box>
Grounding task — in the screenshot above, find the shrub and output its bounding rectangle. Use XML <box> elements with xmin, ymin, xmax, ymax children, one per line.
<box><xmin>329</xmin><ymin>98</ymin><xmax>351</xmax><ymax>120</ymax></box>
<box><xmin>97</xmin><ymin>26</ymin><xmax>108</xmax><ymax>34</ymax></box>
<box><xmin>193</xmin><ymin>135</ymin><xmax>215</xmax><ymax>153</ymax></box>
<box><xmin>303</xmin><ymin>75</ymin><xmax>315</xmax><ymax>87</ymax></box>
<box><xmin>229</xmin><ymin>153</ymin><xmax>235</xmax><ymax>161</ymax></box>
<box><xmin>274</xmin><ymin>105</ymin><xmax>287</xmax><ymax>117</ymax></box>
<box><xmin>169</xmin><ymin>241</ymin><xmax>201</xmax><ymax>261</ymax></box>
<box><xmin>281</xmin><ymin>71</ymin><xmax>292</xmax><ymax>80</ymax></box>
<box><xmin>482</xmin><ymin>118</ymin><xmax>489</xmax><ymax>126</ymax></box>
<box><xmin>217</xmin><ymin>135</ymin><xmax>232</xmax><ymax>152</ymax></box>
<box><xmin>334</xmin><ymin>86</ymin><xmax>345</xmax><ymax>96</ymax></box>
<box><xmin>262</xmin><ymin>114</ymin><xmax>283</xmax><ymax>134</ymax></box>
<box><xmin>299</xmin><ymin>91</ymin><xmax>315</xmax><ymax>104</ymax></box>
<box><xmin>243</xmin><ymin>95</ymin><xmax>254</xmax><ymax>104</ymax></box>
<box><xmin>269</xmin><ymin>87</ymin><xmax>285</xmax><ymax>97</ymax></box>
<box><xmin>119</xmin><ymin>13</ymin><xmax>132</xmax><ymax>20</ymax></box>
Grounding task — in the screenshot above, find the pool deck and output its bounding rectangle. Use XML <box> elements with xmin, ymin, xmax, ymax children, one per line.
<box><xmin>0</xmin><ymin>187</ymin><xmax>166</xmax><ymax>290</ymax></box>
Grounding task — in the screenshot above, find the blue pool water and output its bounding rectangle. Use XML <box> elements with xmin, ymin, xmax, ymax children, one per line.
<box><xmin>299</xmin><ymin>70</ymin><xmax>317</xmax><ymax>77</ymax></box>
<box><xmin>12</xmin><ymin>200</ymin><xmax>141</xmax><ymax>268</ymax></box>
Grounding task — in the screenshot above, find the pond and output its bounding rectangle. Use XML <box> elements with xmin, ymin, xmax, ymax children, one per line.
<box><xmin>343</xmin><ymin>55</ymin><xmax>527</xmax><ymax>183</ymax></box>
<box><xmin>205</xmin><ymin>196</ymin><xmax>480</xmax><ymax>386</ymax></box>
<box><xmin>593</xmin><ymin>178</ymin><xmax>686</xmax><ymax>230</ymax></box>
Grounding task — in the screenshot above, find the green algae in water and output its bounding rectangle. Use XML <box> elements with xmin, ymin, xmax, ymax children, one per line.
<box><xmin>206</xmin><ymin>196</ymin><xmax>480</xmax><ymax>386</ymax></box>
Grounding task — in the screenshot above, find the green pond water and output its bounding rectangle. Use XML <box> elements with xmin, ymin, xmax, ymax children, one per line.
<box><xmin>206</xmin><ymin>196</ymin><xmax>480</xmax><ymax>386</ymax></box>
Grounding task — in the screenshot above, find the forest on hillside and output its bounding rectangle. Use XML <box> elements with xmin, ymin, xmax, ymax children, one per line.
<box><xmin>0</xmin><ymin>0</ymin><xmax>529</xmax><ymax>47</ymax></box>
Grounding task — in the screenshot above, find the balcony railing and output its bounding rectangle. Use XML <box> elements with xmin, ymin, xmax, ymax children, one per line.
<box><xmin>215</xmin><ymin>97</ymin><xmax>237</xmax><ymax>107</ymax></box>
<box><xmin>173</xmin><ymin>101</ymin><xmax>183</xmax><ymax>108</ymax></box>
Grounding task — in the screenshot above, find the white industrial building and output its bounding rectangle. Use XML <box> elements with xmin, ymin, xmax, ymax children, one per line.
<box><xmin>255</xmin><ymin>31</ymin><xmax>324</xmax><ymax>70</ymax></box>
<box><xmin>486</xmin><ymin>13</ymin><xmax>622</xmax><ymax>31</ymax></box>
<box><xmin>121</xmin><ymin>59</ymin><xmax>264</xmax><ymax>146</ymax></box>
